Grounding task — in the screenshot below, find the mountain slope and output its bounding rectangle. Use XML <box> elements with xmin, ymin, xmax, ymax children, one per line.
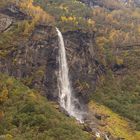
<box><xmin>35</xmin><ymin>0</ymin><xmax>140</xmax><ymax>131</ymax></box>
<box><xmin>0</xmin><ymin>74</ymin><xmax>92</xmax><ymax>140</ymax></box>
<box><xmin>0</xmin><ymin>0</ymin><xmax>140</xmax><ymax>139</ymax></box>
<box><xmin>89</xmin><ymin>101</ymin><xmax>140</xmax><ymax>140</ymax></box>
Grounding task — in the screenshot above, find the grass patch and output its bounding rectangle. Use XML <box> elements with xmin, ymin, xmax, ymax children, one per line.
<box><xmin>91</xmin><ymin>70</ymin><xmax>140</xmax><ymax>131</ymax></box>
<box><xmin>89</xmin><ymin>101</ymin><xmax>140</xmax><ymax>140</ymax></box>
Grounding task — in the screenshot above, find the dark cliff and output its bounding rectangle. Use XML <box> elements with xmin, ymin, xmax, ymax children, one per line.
<box><xmin>0</xmin><ymin>5</ymin><xmax>105</xmax><ymax>105</ymax></box>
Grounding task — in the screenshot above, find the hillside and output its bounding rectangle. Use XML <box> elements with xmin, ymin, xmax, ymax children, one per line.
<box><xmin>0</xmin><ymin>74</ymin><xmax>92</xmax><ymax>140</ymax></box>
<box><xmin>0</xmin><ymin>0</ymin><xmax>140</xmax><ymax>140</ymax></box>
<box><xmin>35</xmin><ymin>0</ymin><xmax>140</xmax><ymax>131</ymax></box>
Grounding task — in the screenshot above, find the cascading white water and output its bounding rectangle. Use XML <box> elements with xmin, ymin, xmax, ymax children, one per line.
<box><xmin>56</xmin><ymin>28</ymin><xmax>110</xmax><ymax>140</ymax></box>
<box><xmin>56</xmin><ymin>28</ymin><xmax>84</xmax><ymax>123</ymax></box>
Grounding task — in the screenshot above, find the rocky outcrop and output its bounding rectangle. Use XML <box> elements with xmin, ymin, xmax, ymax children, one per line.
<box><xmin>0</xmin><ymin>4</ymin><xmax>28</xmax><ymax>20</ymax></box>
<box><xmin>78</xmin><ymin>0</ymin><xmax>97</xmax><ymax>7</ymax></box>
<box><xmin>0</xmin><ymin>14</ymin><xmax>12</xmax><ymax>33</ymax></box>
<box><xmin>79</xmin><ymin>0</ymin><xmax>125</xmax><ymax>10</ymax></box>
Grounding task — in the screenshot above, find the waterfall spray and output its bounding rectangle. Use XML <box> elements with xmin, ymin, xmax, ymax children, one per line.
<box><xmin>56</xmin><ymin>28</ymin><xmax>85</xmax><ymax>123</ymax></box>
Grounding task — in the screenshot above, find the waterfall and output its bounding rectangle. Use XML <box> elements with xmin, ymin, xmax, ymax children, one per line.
<box><xmin>56</xmin><ymin>28</ymin><xmax>84</xmax><ymax>123</ymax></box>
<box><xmin>56</xmin><ymin>28</ymin><xmax>110</xmax><ymax>140</ymax></box>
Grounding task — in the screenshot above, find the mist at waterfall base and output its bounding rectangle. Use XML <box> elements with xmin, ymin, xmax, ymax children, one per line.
<box><xmin>56</xmin><ymin>28</ymin><xmax>86</xmax><ymax>123</ymax></box>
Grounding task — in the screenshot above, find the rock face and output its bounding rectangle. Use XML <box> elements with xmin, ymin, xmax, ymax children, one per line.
<box><xmin>0</xmin><ymin>5</ymin><xmax>106</xmax><ymax>105</ymax></box>
<box><xmin>0</xmin><ymin>24</ymin><xmax>106</xmax><ymax>103</ymax></box>
<box><xmin>78</xmin><ymin>0</ymin><xmax>97</xmax><ymax>7</ymax></box>
<box><xmin>0</xmin><ymin>4</ymin><xmax>28</xmax><ymax>20</ymax></box>
<box><xmin>0</xmin><ymin>14</ymin><xmax>12</xmax><ymax>33</ymax></box>
<box><xmin>63</xmin><ymin>30</ymin><xmax>106</xmax><ymax>104</ymax></box>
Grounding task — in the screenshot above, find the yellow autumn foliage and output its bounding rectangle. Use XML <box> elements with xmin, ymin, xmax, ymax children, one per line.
<box><xmin>96</xmin><ymin>36</ymin><xmax>109</xmax><ymax>48</ymax></box>
<box><xmin>61</xmin><ymin>16</ymin><xmax>76</xmax><ymax>22</ymax></box>
<box><xmin>19</xmin><ymin>0</ymin><xmax>54</xmax><ymax>25</ymax></box>
<box><xmin>59</xmin><ymin>4</ymin><xmax>68</xmax><ymax>12</ymax></box>
<box><xmin>0</xmin><ymin>87</ymin><xmax>8</xmax><ymax>103</ymax></box>
<box><xmin>116</xmin><ymin>57</ymin><xmax>124</xmax><ymax>65</ymax></box>
<box><xmin>0</xmin><ymin>111</ymin><xmax>4</xmax><ymax>120</ymax></box>
<box><xmin>87</xmin><ymin>19</ymin><xmax>95</xmax><ymax>26</ymax></box>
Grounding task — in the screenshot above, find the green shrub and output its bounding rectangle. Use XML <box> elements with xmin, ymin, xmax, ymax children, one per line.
<box><xmin>0</xmin><ymin>74</ymin><xmax>92</xmax><ymax>139</ymax></box>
